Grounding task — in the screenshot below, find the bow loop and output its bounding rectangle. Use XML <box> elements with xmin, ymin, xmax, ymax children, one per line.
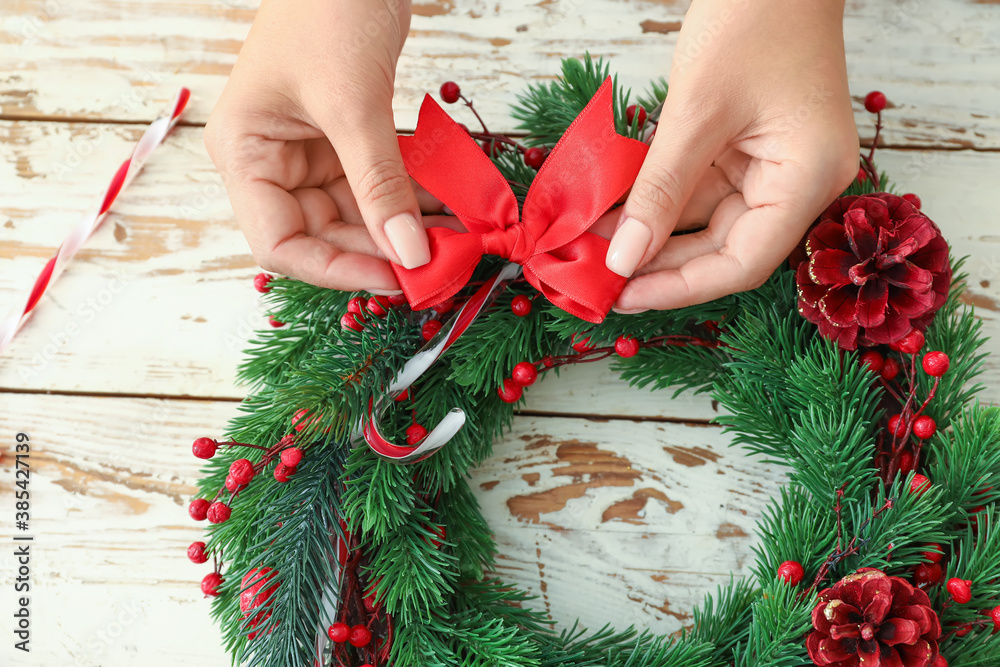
<box><xmin>481</xmin><ymin>225</ymin><xmax>536</xmax><ymax>265</ymax></box>
<box><xmin>394</xmin><ymin>78</ymin><xmax>648</xmax><ymax>323</ymax></box>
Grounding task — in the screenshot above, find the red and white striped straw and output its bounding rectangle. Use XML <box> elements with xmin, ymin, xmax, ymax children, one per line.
<box><xmin>0</xmin><ymin>87</ymin><xmax>191</xmax><ymax>354</ymax></box>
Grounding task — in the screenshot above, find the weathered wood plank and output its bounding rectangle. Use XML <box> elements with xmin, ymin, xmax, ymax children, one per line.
<box><xmin>2</xmin><ymin>121</ymin><xmax>998</xmax><ymax>410</ymax></box>
<box><xmin>2</xmin><ymin>0</ymin><xmax>1000</xmax><ymax>147</ymax></box>
<box><xmin>0</xmin><ymin>392</ymin><xmax>781</xmax><ymax>663</ymax></box>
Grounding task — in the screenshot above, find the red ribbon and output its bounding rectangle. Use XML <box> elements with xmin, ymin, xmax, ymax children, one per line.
<box><xmin>394</xmin><ymin>78</ymin><xmax>649</xmax><ymax>323</ymax></box>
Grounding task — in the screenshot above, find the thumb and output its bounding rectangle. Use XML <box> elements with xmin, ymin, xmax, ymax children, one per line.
<box><xmin>318</xmin><ymin>94</ymin><xmax>430</xmax><ymax>270</ymax></box>
<box><xmin>606</xmin><ymin>110</ymin><xmax>728</xmax><ymax>278</ymax></box>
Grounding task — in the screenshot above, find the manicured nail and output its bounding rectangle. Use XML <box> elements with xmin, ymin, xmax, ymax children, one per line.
<box><xmin>612</xmin><ymin>307</ymin><xmax>649</xmax><ymax>315</ymax></box>
<box><xmin>367</xmin><ymin>288</ymin><xmax>404</xmax><ymax>296</ymax></box>
<box><xmin>384</xmin><ymin>213</ymin><xmax>431</xmax><ymax>269</ymax></box>
<box><xmin>606</xmin><ymin>217</ymin><xmax>652</xmax><ymax>277</ymax></box>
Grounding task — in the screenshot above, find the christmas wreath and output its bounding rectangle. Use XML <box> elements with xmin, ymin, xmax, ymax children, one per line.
<box><xmin>187</xmin><ymin>57</ymin><xmax>1000</xmax><ymax>667</ymax></box>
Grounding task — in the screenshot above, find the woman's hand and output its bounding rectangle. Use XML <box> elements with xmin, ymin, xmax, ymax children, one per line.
<box><xmin>204</xmin><ymin>0</ymin><xmax>432</xmax><ymax>293</ymax></box>
<box><xmin>606</xmin><ymin>0</ymin><xmax>859</xmax><ymax>312</ymax></box>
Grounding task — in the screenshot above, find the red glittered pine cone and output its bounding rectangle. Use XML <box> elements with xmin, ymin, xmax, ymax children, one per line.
<box><xmin>796</xmin><ymin>194</ymin><xmax>951</xmax><ymax>350</ymax></box>
<box><xmin>806</xmin><ymin>568</ymin><xmax>941</xmax><ymax>667</ymax></box>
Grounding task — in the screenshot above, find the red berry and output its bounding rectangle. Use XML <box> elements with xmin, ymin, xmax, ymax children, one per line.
<box><xmin>887</xmin><ymin>414</ymin><xmax>908</xmax><ymax>438</ymax></box>
<box><xmin>328</xmin><ymin>622</ymin><xmax>350</xmax><ymax>643</ymax></box>
<box><xmin>482</xmin><ymin>139</ymin><xmax>505</xmax><ymax>156</ymax></box>
<box><xmin>207</xmin><ymin>502</ymin><xmax>232</xmax><ymax>524</ymax></box>
<box><xmin>913</xmin><ymin>415</ymin><xmax>937</xmax><ymax>440</ymax></box>
<box><xmin>880</xmin><ymin>356</ymin><xmax>901</xmax><ymax>381</ymax></box>
<box><xmin>922</xmin><ymin>543</ymin><xmax>944</xmax><ymax>563</ymax></box>
<box><xmin>187</xmin><ymin>541</ymin><xmax>209</xmax><ymax>564</ymax></box>
<box><xmin>201</xmin><ymin>572</ymin><xmax>224</xmax><ymax>597</ymax></box>
<box><xmin>268</xmin><ymin>316</ymin><xmax>284</xmax><ymax>328</ymax></box>
<box><xmin>388</xmin><ymin>293</ymin><xmax>409</xmax><ymax>306</ymax></box>
<box><xmin>240</xmin><ymin>568</ymin><xmax>278</xmax><ymax>625</ymax></box>
<box><xmin>498</xmin><ymin>378</ymin><xmax>523</xmax><ymax>404</ymax></box>
<box><xmin>422</xmin><ymin>319</ymin><xmax>443</xmax><ymax>341</ymax></box>
<box><xmin>864</xmin><ymin>91</ymin><xmax>887</xmax><ymax>113</ymax></box>
<box><xmin>625</xmin><ymin>104</ymin><xmax>647</xmax><ymax>126</ymax></box>
<box><xmin>292</xmin><ymin>408</ymin><xmax>315</xmax><ymax>432</ymax></box>
<box><xmin>429</xmin><ymin>525</ymin><xmax>447</xmax><ymax>548</ymax></box>
<box><xmin>955</xmin><ymin>623</ymin><xmax>972</xmax><ymax>637</ymax></box>
<box><xmin>898</xmin><ymin>450</ymin><xmax>915</xmax><ymax>473</ymax></box>
<box><xmin>253</xmin><ymin>273</ymin><xmax>273</xmax><ymax>293</ymax></box>
<box><xmin>777</xmin><ymin>560</ymin><xmax>805</xmax><ymax>585</ymax></box>
<box><xmin>912</xmin><ymin>562</ymin><xmax>942</xmax><ymax>587</ymax></box>
<box><xmin>192</xmin><ymin>437</ymin><xmax>218</xmax><ymax>459</ymax></box>
<box><xmin>341</xmin><ymin>312</ymin><xmax>364</xmax><ymax>332</ymax></box>
<box><xmin>902</xmin><ymin>193</ymin><xmax>922</xmax><ymax>210</ymax></box>
<box><xmin>511</xmin><ymin>295</ymin><xmax>532</xmax><ymax>317</ymax></box>
<box><xmin>541</xmin><ymin>355</ymin><xmax>554</xmax><ymax>368</ymax></box>
<box><xmin>273</xmin><ymin>463</ymin><xmax>296</xmax><ymax>483</ymax></box>
<box><xmin>989</xmin><ymin>606</ymin><xmax>1000</xmax><ymax>631</ymax></box>
<box><xmin>432</xmin><ymin>298</ymin><xmax>455</xmax><ymax>315</ymax></box>
<box><xmin>225</xmin><ymin>474</ymin><xmax>246</xmax><ymax>494</ymax></box>
<box><xmin>406</xmin><ymin>423</ymin><xmax>428</xmax><ymax>445</ymax></box>
<box><xmin>922</xmin><ymin>351</ymin><xmax>950</xmax><ymax>377</ymax></box>
<box><xmin>348</xmin><ymin>624</ymin><xmax>372</xmax><ymax>647</ymax></box>
<box><xmin>347</xmin><ymin>297</ymin><xmax>366</xmax><ymax>315</ymax></box>
<box><xmin>947</xmin><ymin>577</ymin><xmax>973</xmax><ymax>604</ymax></box>
<box><xmin>366</xmin><ymin>296</ymin><xmax>390</xmax><ymax>317</ymax></box>
<box><xmin>571</xmin><ymin>333</ymin><xmax>595</xmax><ymax>352</ymax></box>
<box><xmin>511</xmin><ymin>361</ymin><xmax>538</xmax><ymax>387</ymax></box>
<box><xmin>523</xmin><ymin>147</ymin><xmax>546</xmax><ymax>169</ymax></box>
<box><xmin>440</xmin><ymin>81</ymin><xmax>461</xmax><ymax>104</ymax></box>
<box><xmin>910</xmin><ymin>473</ymin><xmax>931</xmax><ymax>496</ymax></box>
<box><xmin>892</xmin><ymin>329</ymin><xmax>925</xmax><ymax>355</ymax></box>
<box><xmin>395</xmin><ymin>388</ymin><xmax>410</xmax><ymax>402</ymax></box>
<box><xmin>189</xmin><ymin>498</ymin><xmax>210</xmax><ymax>521</ymax></box>
<box><xmin>280</xmin><ymin>447</ymin><xmax>303</xmax><ymax>468</ymax></box>
<box><xmin>615</xmin><ymin>336</ymin><xmax>640</xmax><ymax>358</ymax></box>
<box><xmin>859</xmin><ymin>350</ymin><xmax>883</xmax><ymax>374</ymax></box>
<box><xmin>857</xmin><ymin>166</ymin><xmax>868</xmax><ymax>183</ymax></box>
<box><xmin>229</xmin><ymin>458</ymin><xmax>255</xmax><ymax>486</ymax></box>
<box><xmin>930</xmin><ymin>655</ymin><xmax>948</xmax><ymax>667</ymax></box>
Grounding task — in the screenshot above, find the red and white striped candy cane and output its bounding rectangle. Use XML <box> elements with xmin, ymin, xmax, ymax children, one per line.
<box><xmin>361</xmin><ymin>263</ymin><xmax>522</xmax><ymax>464</ymax></box>
<box><xmin>0</xmin><ymin>88</ymin><xmax>191</xmax><ymax>354</ymax></box>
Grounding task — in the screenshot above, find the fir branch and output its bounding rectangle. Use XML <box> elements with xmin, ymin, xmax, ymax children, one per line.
<box><xmin>732</xmin><ymin>582</ymin><xmax>814</xmax><ymax>667</ymax></box>
<box><xmin>686</xmin><ymin>578</ymin><xmax>758</xmax><ymax>666</ymax></box>
<box><xmin>210</xmin><ymin>447</ymin><xmax>346</xmax><ymax>667</ymax></box>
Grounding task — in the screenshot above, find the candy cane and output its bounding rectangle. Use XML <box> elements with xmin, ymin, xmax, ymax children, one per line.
<box><xmin>360</xmin><ymin>263</ymin><xmax>522</xmax><ymax>463</ymax></box>
<box><xmin>0</xmin><ymin>88</ymin><xmax>191</xmax><ymax>354</ymax></box>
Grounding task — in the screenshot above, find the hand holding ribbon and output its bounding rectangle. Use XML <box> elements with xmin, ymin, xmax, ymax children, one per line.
<box><xmin>393</xmin><ymin>78</ymin><xmax>649</xmax><ymax>323</ymax></box>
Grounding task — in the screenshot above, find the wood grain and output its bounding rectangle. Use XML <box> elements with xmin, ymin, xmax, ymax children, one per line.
<box><xmin>2</xmin><ymin>121</ymin><xmax>998</xmax><ymax>411</ymax></box>
<box><xmin>1</xmin><ymin>0</ymin><xmax>1000</xmax><ymax>148</ymax></box>
<box><xmin>0</xmin><ymin>392</ymin><xmax>782</xmax><ymax>664</ymax></box>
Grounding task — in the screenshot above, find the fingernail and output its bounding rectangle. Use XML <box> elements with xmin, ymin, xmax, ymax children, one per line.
<box><xmin>612</xmin><ymin>307</ymin><xmax>649</xmax><ymax>315</ymax></box>
<box><xmin>384</xmin><ymin>213</ymin><xmax>431</xmax><ymax>269</ymax></box>
<box><xmin>606</xmin><ymin>217</ymin><xmax>652</xmax><ymax>277</ymax></box>
<box><xmin>367</xmin><ymin>288</ymin><xmax>404</xmax><ymax>296</ymax></box>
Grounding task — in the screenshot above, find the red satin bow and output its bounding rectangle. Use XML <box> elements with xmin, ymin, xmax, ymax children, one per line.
<box><xmin>394</xmin><ymin>78</ymin><xmax>649</xmax><ymax>323</ymax></box>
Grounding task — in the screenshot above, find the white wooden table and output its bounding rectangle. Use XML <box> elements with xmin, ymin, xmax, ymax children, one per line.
<box><xmin>1</xmin><ymin>1</ymin><xmax>999</xmax><ymax>664</ymax></box>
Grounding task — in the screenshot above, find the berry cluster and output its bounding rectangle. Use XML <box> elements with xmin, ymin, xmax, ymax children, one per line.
<box><xmin>186</xmin><ymin>418</ymin><xmax>310</xmax><ymax>605</ymax></box>
<box><xmin>341</xmin><ymin>294</ymin><xmax>405</xmax><ymax>332</ymax></box>
<box><xmin>861</xmin><ymin>328</ymin><xmax>951</xmax><ymax>485</ymax></box>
